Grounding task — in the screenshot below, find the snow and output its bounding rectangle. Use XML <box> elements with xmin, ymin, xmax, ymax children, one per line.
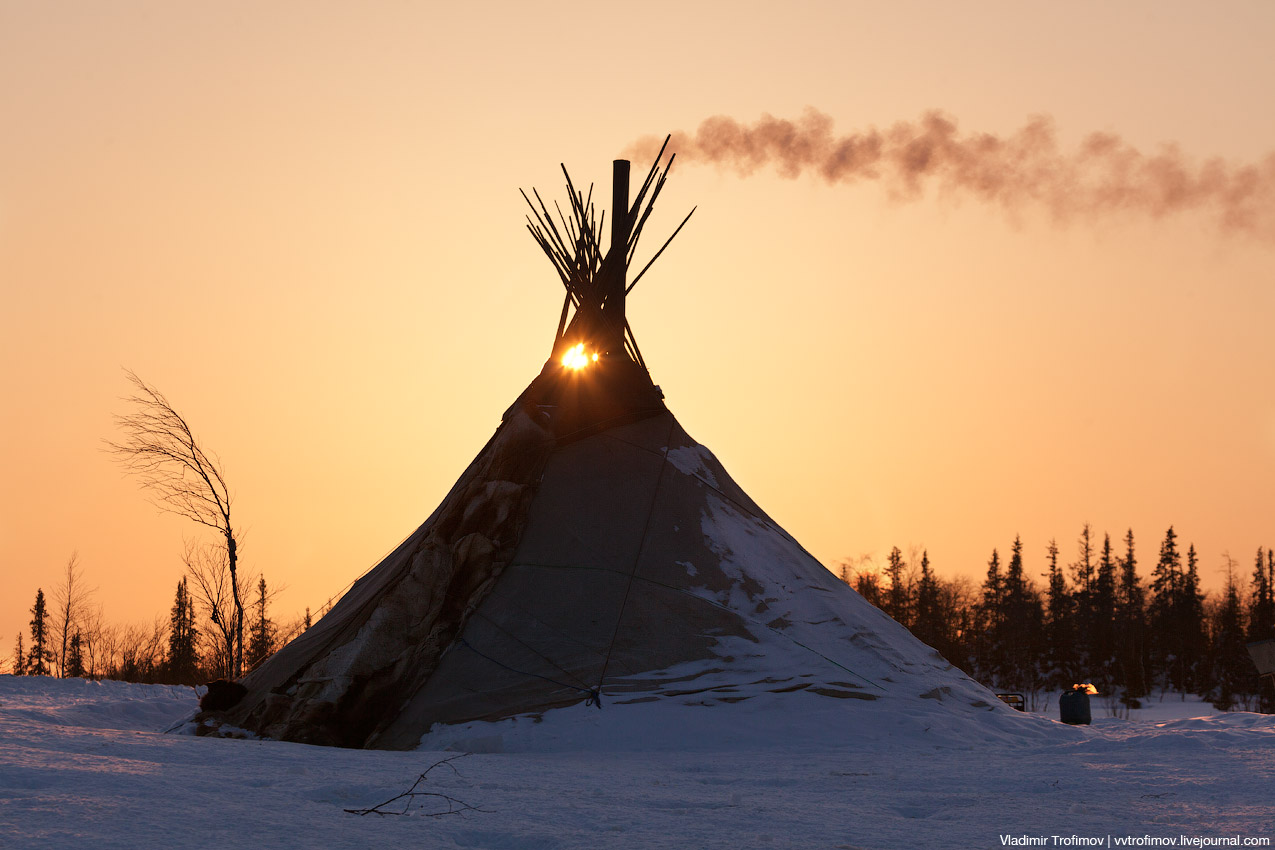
<box><xmin>2</xmin><ymin>676</ymin><xmax>1272</xmax><ymax>849</ymax></box>
<box><xmin>666</xmin><ymin>444</ymin><xmax>720</xmax><ymax>488</ymax></box>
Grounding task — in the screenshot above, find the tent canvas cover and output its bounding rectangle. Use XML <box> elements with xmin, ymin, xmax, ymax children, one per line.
<box><xmin>203</xmin><ymin>151</ymin><xmax>1020</xmax><ymax>750</ymax></box>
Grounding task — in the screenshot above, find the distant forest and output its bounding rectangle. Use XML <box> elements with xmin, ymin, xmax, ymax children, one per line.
<box><xmin>841</xmin><ymin>524</ymin><xmax>1275</xmax><ymax>714</ymax></box>
<box><xmin>8</xmin><ymin>524</ymin><xmax>1275</xmax><ymax>716</ymax></box>
<box><xmin>7</xmin><ymin>547</ymin><xmax>305</xmax><ymax>687</ymax></box>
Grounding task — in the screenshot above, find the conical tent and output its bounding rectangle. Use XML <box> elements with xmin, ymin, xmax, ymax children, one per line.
<box><xmin>207</xmin><ymin>150</ymin><xmax>1012</xmax><ymax>749</ymax></box>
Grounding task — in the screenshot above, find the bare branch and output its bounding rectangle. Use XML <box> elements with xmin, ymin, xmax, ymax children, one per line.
<box><xmin>105</xmin><ymin>370</ymin><xmax>232</xmax><ymax>533</ymax></box>
<box><xmin>344</xmin><ymin>755</ymin><xmax>490</xmax><ymax>818</ymax></box>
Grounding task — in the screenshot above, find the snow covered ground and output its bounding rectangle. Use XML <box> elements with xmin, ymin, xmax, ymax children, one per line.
<box><xmin>1</xmin><ymin>675</ymin><xmax>1272</xmax><ymax>850</ymax></box>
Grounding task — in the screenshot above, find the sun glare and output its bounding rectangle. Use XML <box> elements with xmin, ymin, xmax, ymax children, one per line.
<box><xmin>561</xmin><ymin>343</ymin><xmax>598</xmax><ymax>370</ymax></box>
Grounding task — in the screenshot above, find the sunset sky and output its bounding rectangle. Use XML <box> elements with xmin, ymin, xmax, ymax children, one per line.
<box><xmin>3</xmin><ymin>2</ymin><xmax>1274</xmax><ymax>651</ymax></box>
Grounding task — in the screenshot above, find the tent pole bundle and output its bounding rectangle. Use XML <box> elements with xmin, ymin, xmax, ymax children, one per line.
<box><xmin>522</xmin><ymin>136</ymin><xmax>695</xmax><ymax>372</ymax></box>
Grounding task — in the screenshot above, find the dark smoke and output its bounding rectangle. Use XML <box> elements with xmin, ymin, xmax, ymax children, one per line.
<box><xmin>627</xmin><ymin>110</ymin><xmax>1275</xmax><ymax>238</ymax></box>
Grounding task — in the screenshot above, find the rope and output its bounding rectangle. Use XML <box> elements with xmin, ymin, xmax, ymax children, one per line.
<box><xmin>587</xmin><ymin>433</ymin><xmax>885</xmax><ymax>684</ymax></box>
<box><xmin>458</xmin><ymin>637</ymin><xmax>602</xmax><ymax>709</ymax></box>
<box><xmin>469</xmin><ymin>610</ymin><xmax>595</xmax><ymax>692</ymax></box>
<box><xmin>546</xmin><ymin>405</ymin><xmax>665</xmax><ymax>446</ymax></box>
<box><xmin>597</xmin><ymin>429</ymin><xmax>785</xmax><ymax>546</ymax></box>
<box><xmin>508</xmin><ymin>560</ymin><xmax>886</xmax><ymax>691</ymax></box>
<box><xmin>593</xmin><ymin>417</ymin><xmax>678</xmax><ymax>696</ymax></box>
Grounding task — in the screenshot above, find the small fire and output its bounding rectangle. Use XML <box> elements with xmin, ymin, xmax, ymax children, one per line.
<box><xmin>1071</xmin><ymin>683</ymin><xmax>1099</xmax><ymax>695</ymax></box>
<box><xmin>561</xmin><ymin>343</ymin><xmax>599</xmax><ymax>370</ymax></box>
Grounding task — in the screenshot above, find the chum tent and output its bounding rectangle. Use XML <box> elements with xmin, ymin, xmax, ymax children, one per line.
<box><xmin>202</xmin><ymin>147</ymin><xmax>1020</xmax><ymax>749</ymax></box>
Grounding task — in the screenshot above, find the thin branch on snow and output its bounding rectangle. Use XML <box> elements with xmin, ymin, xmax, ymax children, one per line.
<box><xmin>344</xmin><ymin>754</ymin><xmax>490</xmax><ymax>818</ymax></box>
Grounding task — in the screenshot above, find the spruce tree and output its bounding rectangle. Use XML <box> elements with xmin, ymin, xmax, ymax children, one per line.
<box><xmin>13</xmin><ymin>633</ymin><xmax>26</xmax><ymax>676</ymax></box>
<box><xmin>1149</xmin><ymin>526</ymin><xmax>1182</xmax><ymax>691</ymax></box>
<box><xmin>1180</xmin><ymin>544</ymin><xmax>1208</xmax><ymax>694</ymax></box>
<box><xmin>854</xmin><ymin>572</ymin><xmax>882</xmax><ymax>609</ymax></box>
<box><xmin>1252</xmin><ymin>549</ymin><xmax>1275</xmax><ymax>712</ymax></box>
<box><xmin>65</xmin><ymin>632</ymin><xmax>86</xmax><ymax>679</ymax></box>
<box><xmin>1044</xmin><ymin>539</ymin><xmax>1074</xmax><ymax>690</ymax></box>
<box><xmin>28</xmin><ymin>589</ymin><xmax>52</xmax><ymax>676</ymax></box>
<box><xmin>1069</xmin><ymin>524</ymin><xmax>1097</xmax><ymax>677</ymax></box>
<box><xmin>1001</xmin><ymin>536</ymin><xmax>1044</xmax><ymax>696</ymax></box>
<box><xmin>914</xmin><ymin>550</ymin><xmax>941</xmax><ymax>649</ymax></box>
<box><xmin>1091</xmin><ymin>533</ymin><xmax>1119</xmax><ymax>692</ymax></box>
<box><xmin>1071</xmin><ymin>524</ymin><xmax>1096</xmax><ymax>597</ymax></box>
<box><xmin>303</xmin><ymin>608</ymin><xmax>312</xmax><ymax>630</ymax></box>
<box><xmin>1248</xmin><ymin>548</ymin><xmax>1275</xmax><ymax>643</ymax></box>
<box><xmin>1209</xmin><ymin>560</ymin><xmax>1250</xmax><ymax>711</ymax></box>
<box><xmin>884</xmin><ymin>547</ymin><xmax>910</xmax><ymax>627</ymax></box>
<box><xmin>1116</xmin><ymin>529</ymin><xmax>1148</xmax><ymax>701</ymax></box>
<box><xmin>167</xmin><ymin>577</ymin><xmax>200</xmax><ymax>684</ymax></box>
<box><xmin>247</xmin><ymin>576</ymin><xmax>275</xmax><ymax>670</ymax></box>
<box><xmin>977</xmin><ymin>549</ymin><xmax>1004</xmax><ymax>685</ymax></box>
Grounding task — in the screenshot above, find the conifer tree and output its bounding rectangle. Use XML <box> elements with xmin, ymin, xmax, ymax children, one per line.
<box><xmin>28</xmin><ymin>589</ymin><xmax>52</xmax><ymax>676</ymax></box>
<box><xmin>167</xmin><ymin>577</ymin><xmax>200</xmax><ymax>684</ymax></box>
<box><xmin>884</xmin><ymin>547</ymin><xmax>910</xmax><ymax>627</ymax></box>
<box><xmin>1251</xmin><ymin>549</ymin><xmax>1275</xmax><ymax>711</ymax></box>
<box><xmin>65</xmin><ymin>632</ymin><xmax>86</xmax><ymax>679</ymax></box>
<box><xmin>247</xmin><ymin>576</ymin><xmax>275</xmax><ymax>670</ymax></box>
<box><xmin>982</xmin><ymin>549</ymin><xmax>1003</xmax><ymax>619</ymax></box>
<box><xmin>1000</xmin><ymin>536</ymin><xmax>1044</xmax><ymax>696</ymax></box>
<box><xmin>977</xmin><ymin>549</ymin><xmax>1004</xmax><ymax>684</ymax></box>
<box><xmin>946</xmin><ymin>582</ymin><xmax>979</xmax><ymax>675</ymax></box>
<box><xmin>1209</xmin><ymin>557</ymin><xmax>1250</xmax><ymax>711</ymax></box>
<box><xmin>303</xmin><ymin>608</ymin><xmax>312</xmax><ymax>631</ymax></box>
<box><xmin>1069</xmin><ymin>523</ymin><xmax>1097</xmax><ymax>676</ymax></box>
<box><xmin>1044</xmin><ymin>538</ymin><xmax>1074</xmax><ymax>689</ymax></box>
<box><xmin>1071</xmin><ymin>523</ymin><xmax>1096</xmax><ymax>597</ymax></box>
<box><xmin>1149</xmin><ymin>526</ymin><xmax>1182</xmax><ymax>690</ymax></box>
<box><xmin>1116</xmin><ymin>529</ymin><xmax>1148</xmax><ymax>701</ymax></box>
<box><xmin>13</xmin><ymin>633</ymin><xmax>27</xmax><ymax>676</ymax></box>
<box><xmin>1248</xmin><ymin>548</ymin><xmax>1275</xmax><ymax>644</ymax></box>
<box><xmin>854</xmin><ymin>572</ymin><xmax>882</xmax><ymax>609</ymax></box>
<box><xmin>1091</xmin><ymin>533</ymin><xmax>1119</xmax><ymax>691</ymax></box>
<box><xmin>1180</xmin><ymin>544</ymin><xmax>1208</xmax><ymax>693</ymax></box>
<box><xmin>914</xmin><ymin>550</ymin><xmax>941</xmax><ymax>649</ymax></box>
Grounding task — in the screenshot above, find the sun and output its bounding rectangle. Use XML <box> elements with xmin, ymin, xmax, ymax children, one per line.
<box><xmin>560</xmin><ymin>342</ymin><xmax>599</xmax><ymax>370</ymax></box>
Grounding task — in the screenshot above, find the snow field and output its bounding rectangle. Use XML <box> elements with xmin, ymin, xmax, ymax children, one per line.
<box><xmin>1</xmin><ymin>676</ymin><xmax>1272</xmax><ymax>850</ymax></box>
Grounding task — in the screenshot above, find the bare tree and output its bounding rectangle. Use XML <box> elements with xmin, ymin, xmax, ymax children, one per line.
<box><xmin>51</xmin><ymin>551</ymin><xmax>95</xmax><ymax>677</ymax></box>
<box><xmin>107</xmin><ymin>370</ymin><xmax>244</xmax><ymax>676</ymax></box>
<box><xmin>273</xmin><ymin>609</ymin><xmax>311</xmax><ymax>652</ymax></box>
<box><xmin>111</xmin><ymin>618</ymin><xmax>168</xmax><ymax>683</ymax></box>
<box><xmin>77</xmin><ymin>605</ymin><xmax>111</xmax><ymax>680</ymax></box>
<box><xmin>182</xmin><ymin>539</ymin><xmax>252</xmax><ymax>680</ymax></box>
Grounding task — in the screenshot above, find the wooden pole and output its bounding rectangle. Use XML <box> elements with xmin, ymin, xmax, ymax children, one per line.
<box><xmin>608</xmin><ymin>159</ymin><xmax>631</xmax><ymax>354</ymax></box>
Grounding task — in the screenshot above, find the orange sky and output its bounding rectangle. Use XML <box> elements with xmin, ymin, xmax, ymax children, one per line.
<box><xmin>3</xmin><ymin>2</ymin><xmax>1274</xmax><ymax>652</ymax></box>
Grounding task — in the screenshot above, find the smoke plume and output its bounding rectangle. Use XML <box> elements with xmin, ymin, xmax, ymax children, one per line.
<box><xmin>627</xmin><ymin>110</ymin><xmax>1275</xmax><ymax>239</ymax></box>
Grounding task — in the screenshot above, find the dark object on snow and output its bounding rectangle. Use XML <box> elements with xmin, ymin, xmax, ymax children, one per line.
<box><xmin>996</xmin><ymin>692</ymin><xmax>1025</xmax><ymax>711</ymax></box>
<box><xmin>1247</xmin><ymin>639</ymin><xmax>1275</xmax><ymax>681</ymax></box>
<box><xmin>201</xmin><ymin>679</ymin><xmax>248</xmax><ymax>712</ymax></box>
<box><xmin>1248</xmin><ymin>640</ymin><xmax>1275</xmax><ymax>711</ymax></box>
<box><xmin>1059</xmin><ymin>686</ymin><xmax>1093</xmax><ymax>725</ymax></box>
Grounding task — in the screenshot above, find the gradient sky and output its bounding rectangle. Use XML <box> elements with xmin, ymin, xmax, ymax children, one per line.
<box><xmin>3</xmin><ymin>1</ymin><xmax>1274</xmax><ymax>651</ymax></box>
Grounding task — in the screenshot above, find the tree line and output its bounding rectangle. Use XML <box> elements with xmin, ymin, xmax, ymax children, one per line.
<box><xmin>7</xmin><ymin>549</ymin><xmax>311</xmax><ymax>686</ymax></box>
<box><xmin>842</xmin><ymin>524</ymin><xmax>1275</xmax><ymax>713</ymax></box>
<box><xmin>8</xmin><ymin>524</ymin><xmax>1273</xmax><ymax>710</ymax></box>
